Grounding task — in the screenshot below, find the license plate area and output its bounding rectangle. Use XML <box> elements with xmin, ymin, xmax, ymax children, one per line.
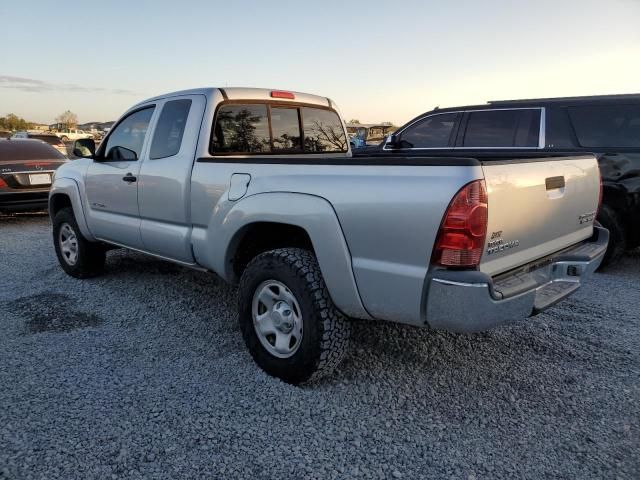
<box><xmin>29</xmin><ymin>173</ymin><xmax>51</xmax><ymax>186</ymax></box>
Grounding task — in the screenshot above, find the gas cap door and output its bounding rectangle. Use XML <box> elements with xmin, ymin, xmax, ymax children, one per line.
<box><xmin>228</xmin><ymin>173</ymin><xmax>251</xmax><ymax>201</ymax></box>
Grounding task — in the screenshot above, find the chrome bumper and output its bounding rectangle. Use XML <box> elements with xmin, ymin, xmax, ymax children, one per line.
<box><xmin>424</xmin><ymin>226</ymin><xmax>609</xmax><ymax>333</ymax></box>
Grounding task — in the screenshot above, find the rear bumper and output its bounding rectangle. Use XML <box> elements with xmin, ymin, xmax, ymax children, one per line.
<box><xmin>0</xmin><ymin>190</ymin><xmax>49</xmax><ymax>211</ymax></box>
<box><xmin>424</xmin><ymin>226</ymin><xmax>609</xmax><ymax>333</ymax></box>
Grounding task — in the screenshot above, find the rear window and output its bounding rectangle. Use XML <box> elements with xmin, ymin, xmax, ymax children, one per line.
<box><xmin>463</xmin><ymin>109</ymin><xmax>540</xmax><ymax>147</ymax></box>
<box><xmin>302</xmin><ymin>107</ymin><xmax>347</xmax><ymax>152</ymax></box>
<box><xmin>271</xmin><ymin>107</ymin><xmax>302</xmax><ymax>152</ymax></box>
<box><xmin>0</xmin><ymin>140</ymin><xmax>66</xmax><ymax>162</ymax></box>
<box><xmin>568</xmin><ymin>104</ymin><xmax>640</xmax><ymax>148</ymax></box>
<box><xmin>210</xmin><ymin>104</ymin><xmax>347</xmax><ymax>154</ymax></box>
<box><xmin>31</xmin><ymin>135</ymin><xmax>64</xmax><ymax>146</ymax></box>
<box><xmin>150</xmin><ymin>99</ymin><xmax>192</xmax><ymax>159</ymax></box>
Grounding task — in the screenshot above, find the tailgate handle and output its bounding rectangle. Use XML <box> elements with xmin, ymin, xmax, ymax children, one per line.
<box><xmin>545</xmin><ymin>176</ymin><xmax>565</xmax><ymax>190</ymax></box>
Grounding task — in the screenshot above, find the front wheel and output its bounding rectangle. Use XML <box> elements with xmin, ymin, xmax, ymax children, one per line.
<box><xmin>53</xmin><ymin>207</ymin><xmax>106</xmax><ymax>278</ymax></box>
<box><xmin>238</xmin><ymin>248</ymin><xmax>351</xmax><ymax>384</ymax></box>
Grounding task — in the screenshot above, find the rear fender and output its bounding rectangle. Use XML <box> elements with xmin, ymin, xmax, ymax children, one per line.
<box><xmin>193</xmin><ymin>192</ymin><xmax>372</xmax><ymax>320</ymax></box>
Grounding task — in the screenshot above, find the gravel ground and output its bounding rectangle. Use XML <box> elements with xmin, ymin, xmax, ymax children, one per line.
<box><xmin>0</xmin><ymin>214</ymin><xmax>638</xmax><ymax>480</ymax></box>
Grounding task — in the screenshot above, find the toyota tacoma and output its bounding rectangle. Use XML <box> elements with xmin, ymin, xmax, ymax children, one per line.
<box><xmin>48</xmin><ymin>87</ymin><xmax>608</xmax><ymax>383</ymax></box>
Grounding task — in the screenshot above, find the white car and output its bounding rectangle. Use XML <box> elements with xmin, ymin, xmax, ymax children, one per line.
<box><xmin>54</xmin><ymin>129</ymin><xmax>94</xmax><ymax>142</ymax></box>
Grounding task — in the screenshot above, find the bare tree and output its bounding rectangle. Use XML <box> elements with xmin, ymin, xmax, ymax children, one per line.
<box><xmin>55</xmin><ymin>110</ymin><xmax>78</xmax><ymax>129</ymax></box>
<box><xmin>306</xmin><ymin>120</ymin><xmax>348</xmax><ymax>151</ymax></box>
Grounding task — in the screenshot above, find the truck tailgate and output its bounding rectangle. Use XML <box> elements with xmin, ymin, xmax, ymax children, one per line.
<box><xmin>480</xmin><ymin>155</ymin><xmax>600</xmax><ymax>276</ymax></box>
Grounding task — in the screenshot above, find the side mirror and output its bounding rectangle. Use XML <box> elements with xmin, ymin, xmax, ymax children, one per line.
<box><xmin>385</xmin><ymin>134</ymin><xmax>400</xmax><ymax>149</ymax></box>
<box><xmin>73</xmin><ymin>138</ymin><xmax>96</xmax><ymax>158</ymax></box>
<box><xmin>106</xmin><ymin>145</ymin><xmax>137</xmax><ymax>161</ymax></box>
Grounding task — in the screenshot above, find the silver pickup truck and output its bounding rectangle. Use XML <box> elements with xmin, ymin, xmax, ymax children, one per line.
<box><xmin>49</xmin><ymin>87</ymin><xmax>608</xmax><ymax>383</ymax></box>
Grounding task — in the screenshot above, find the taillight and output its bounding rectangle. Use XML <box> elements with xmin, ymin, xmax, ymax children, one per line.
<box><xmin>0</xmin><ymin>178</ymin><xmax>7</xmax><ymax>189</ymax></box>
<box><xmin>24</xmin><ymin>162</ymin><xmax>52</xmax><ymax>167</ymax></box>
<box><xmin>432</xmin><ymin>179</ymin><xmax>488</xmax><ymax>269</ymax></box>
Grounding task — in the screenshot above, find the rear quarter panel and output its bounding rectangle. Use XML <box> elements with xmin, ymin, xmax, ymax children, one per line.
<box><xmin>190</xmin><ymin>160</ymin><xmax>483</xmax><ymax>325</ymax></box>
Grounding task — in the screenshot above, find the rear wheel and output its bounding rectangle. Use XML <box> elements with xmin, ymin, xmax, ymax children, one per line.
<box><xmin>238</xmin><ymin>248</ymin><xmax>351</xmax><ymax>384</ymax></box>
<box><xmin>596</xmin><ymin>204</ymin><xmax>626</xmax><ymax>270</ymax></box>
<box><xmin>53</xmin><ymin>207</ymin><xmax>106</xmax><ymax>278</ymax></box>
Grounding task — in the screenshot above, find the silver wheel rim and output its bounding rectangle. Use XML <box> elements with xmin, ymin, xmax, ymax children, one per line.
<box><xmin>252</xmin><ymin>280</ymin><xmax>303</xmax><ymax>359</ymax></box>
<box><xmin>59</xmin><ymin>223</ymin><xmax>79</xmax><ymax>266</ymax></box>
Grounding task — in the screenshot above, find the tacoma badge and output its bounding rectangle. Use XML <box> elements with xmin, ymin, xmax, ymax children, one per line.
<box><xmin>487</xmin><ymin>232</ymin><xmax>520</xmax><ymax>255</ymax></box>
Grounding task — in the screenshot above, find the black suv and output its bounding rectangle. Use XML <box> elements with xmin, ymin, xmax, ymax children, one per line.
<box><xmin>365</xmin><ymin>94</ymin><xmax>640</xmax><ymax>267</ymax></box>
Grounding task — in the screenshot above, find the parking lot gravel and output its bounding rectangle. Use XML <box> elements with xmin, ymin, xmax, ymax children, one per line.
<box><xmin>1</xmin><ymin>214</ymin><xmax>638</xmax><ymax>479</ymax></box>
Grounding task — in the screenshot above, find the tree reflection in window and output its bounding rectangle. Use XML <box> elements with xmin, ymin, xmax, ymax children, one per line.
<box><xmin>273</xmin><ymin>133</ymin><xmax>299</xmax><ymax>150</ymax></box>
<box><xmin>211</xmin><ymin>104</ymin><xmax>348</xmax><ymax>154</ymax></box>
<box><xmin>213</xmin><ymin>105</ymin><xmax>270</xmax><ymax>153</ymax></box>
<box><xmin>302</xmin><ymin>108</ymin><xmax>347</xmax><ymax>152</ymax></box>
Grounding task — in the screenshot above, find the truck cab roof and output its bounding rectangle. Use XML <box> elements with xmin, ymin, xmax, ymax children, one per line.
<box><xmin>133</xmin><ymin>87</ymin><xmax>335</xmax><ymax>110</ymax></box>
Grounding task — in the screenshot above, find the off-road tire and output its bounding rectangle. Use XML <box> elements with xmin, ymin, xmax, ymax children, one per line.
<box><xmin>596</xmin><ymin>204</ymin><xmax>626</xmax><ymax>270</ymax></box>
<box><xmin>238</xmin><ymin>248</ymin><xmax>351</xmax><ymax>384</ymax></box>
<box><xmin>53</xmin><ymin>207</ymin><xmax>106</xmax><ymax>278</ymax></box>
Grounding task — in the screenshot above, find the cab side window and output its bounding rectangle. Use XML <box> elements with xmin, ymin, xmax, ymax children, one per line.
<box><xmin>400</xmin><ymin>113</ymin><xmax>458</xmax><ymax>148</ymax></box>
<box><xmin>150</xmin><ymin>100</ymin><xmax>192</xmax><ymax>159</ymax></box>
<box><xmin>211</xmin><ymin>104</ymin><xmax>271</xmax><ymax>153</ymax></box>
<box><xmin>103</xmin><ymin>107</ymin><xmax>155</xmax><ymax>161</ymax></box>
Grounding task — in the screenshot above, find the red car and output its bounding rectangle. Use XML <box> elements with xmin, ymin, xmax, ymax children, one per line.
<box><xmin>0</xmin><ymin>139</ymin><xmax>68</xmax><ymax>212</ymax></box>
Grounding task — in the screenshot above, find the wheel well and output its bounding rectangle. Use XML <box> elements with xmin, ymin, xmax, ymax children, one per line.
<box><xmin>50</xmin><ymin>193</ymin><xmax>72</xmax><ymax>217</ymax></box>
<box><xmin>231</xmin><ymin>222</ymin><xmax>314</xmax><ymax>280</ymax></box>
<box><xmin>601</xmin><ymin>184</ymin><xmax>628</xmax><ymax>212</ymax></box>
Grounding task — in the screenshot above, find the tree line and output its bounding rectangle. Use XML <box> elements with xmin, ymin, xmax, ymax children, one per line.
<box><xmin>0</xmin><ymin>113</ymin><xmax>34</xmax><ymax>131</ymax></box>
<box><xmin>0</xmin><ymin>110</ymin><xmax>79</xmax><ymax>131</ymax></box>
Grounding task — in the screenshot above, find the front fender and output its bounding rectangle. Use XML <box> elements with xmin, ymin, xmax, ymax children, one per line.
<box><xmin>192</xmin><ymin>192</ymin><xmax>372</xmax><ymax>320</ymax></box>
<box><xmin>49</xmin><ymin>177</ymin><xmax>96</xmax><ymax>241</ymax></box>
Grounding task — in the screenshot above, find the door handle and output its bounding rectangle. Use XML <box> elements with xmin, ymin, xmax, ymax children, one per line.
<box><xmin>122</xmin><ymin>173</ymin><xmax>137</xmax><ymax>183</ymax></box>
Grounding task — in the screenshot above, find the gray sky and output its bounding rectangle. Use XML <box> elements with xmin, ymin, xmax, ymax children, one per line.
<box><xmin>1</xmin><ymin>0</ymin><xmax>639</xmax><ymax>125</ymax></box>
